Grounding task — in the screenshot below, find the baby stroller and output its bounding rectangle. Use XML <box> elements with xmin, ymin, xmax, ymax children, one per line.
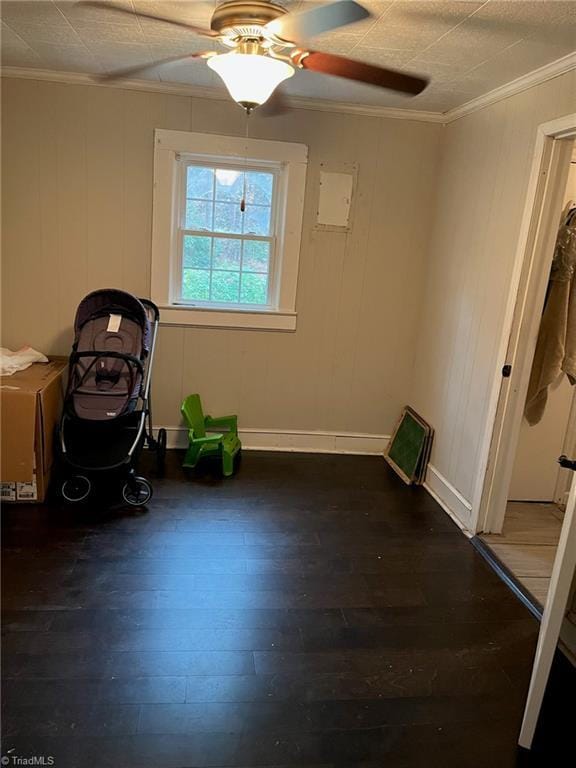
<box><xmin>58</xmin><ymin>289</ymin><xmax>166</xmax><ymax>506</ymax></box>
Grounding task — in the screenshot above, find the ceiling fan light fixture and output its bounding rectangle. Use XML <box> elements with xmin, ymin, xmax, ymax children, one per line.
<box><xmin>87</xmin><ymin>2</ymin><xmax>428</xmax><ymax>106</ymax></box>
<box><xmin>207</xmin><ymin>51</ymin><xmax>294</xmax><ymax>110</ymax></box>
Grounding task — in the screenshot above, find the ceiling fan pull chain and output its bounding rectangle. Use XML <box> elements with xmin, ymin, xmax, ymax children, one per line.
<box><xmin>240</xmin><ymin>112</ymin><xmax>251</xmax><ymax>214</ymax></box>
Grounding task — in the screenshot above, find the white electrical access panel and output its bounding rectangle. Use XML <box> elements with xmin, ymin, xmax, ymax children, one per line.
<box><xmin>315</xmin><ymin>163</ymin><xmax>357</xmax><ymax>231</ymax></box>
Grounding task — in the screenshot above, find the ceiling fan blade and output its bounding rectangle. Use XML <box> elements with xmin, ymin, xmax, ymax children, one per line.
<box><xmin>268</xmin><ymin>1</ymin><xmax>371</xmax><ymax>42</ymax></box>
<box><xmin>97</xmin><ymin>52</ymin><xmax>214</xmax><ymax>82</ymax></box>
<box><xmin>294</xmin><ymin>51</ymin><xmax>428</xmax><ymax>95</ymax></box>
<box><xmin>79</xmin><ymin>2</ymin><xmax>220</xmax><ymax>37</ymax></box>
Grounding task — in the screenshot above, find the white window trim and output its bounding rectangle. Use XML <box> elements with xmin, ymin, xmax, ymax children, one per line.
<box><xmin>151</xmin><ymin>129</ymin><xmax>308</xmax><ymax>331</ymax></box>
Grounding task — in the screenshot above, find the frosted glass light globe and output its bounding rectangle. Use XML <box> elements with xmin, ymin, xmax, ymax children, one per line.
<box><xmin>208</xmin><ymin>52</ymin><xmax>294</xmax><ymax>109</ymax></box>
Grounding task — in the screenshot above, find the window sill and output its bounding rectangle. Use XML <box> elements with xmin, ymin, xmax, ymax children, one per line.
<box><xmin>158</xmin><ymin>305</ymin><xmax>297</xmax><ymax>331</ymax></box>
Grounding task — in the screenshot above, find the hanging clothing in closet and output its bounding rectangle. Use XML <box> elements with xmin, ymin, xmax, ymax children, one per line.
<box><xmin>525</xmin><ymin>202</ymin><xmax>576</xmax><ymax>425</ymax></box>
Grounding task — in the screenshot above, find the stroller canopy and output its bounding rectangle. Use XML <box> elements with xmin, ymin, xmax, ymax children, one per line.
<box><xmin>75</xmin><ymin>289</ymin><xmax>151</xmax><ymax>353</ymax></box>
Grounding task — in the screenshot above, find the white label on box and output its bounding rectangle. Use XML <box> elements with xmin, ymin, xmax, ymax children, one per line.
<box><xmin>107</xmin><ymin>314</ymin><xmax>122</xmax><ymax>333</ymax></box>
<box><xmin>16</xmin><ymin>480</ymin><xmax>38</xmax><ymax>501</ymax></box>
<box><xmin>1</xmin><ymin>482</ymin><xmax>17</xmax><ymax>501</ymax></box>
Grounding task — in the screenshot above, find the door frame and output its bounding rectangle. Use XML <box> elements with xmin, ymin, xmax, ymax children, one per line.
<box><xmin>474</xmin><ymin>114</ymin><xmax>576</xmax><ymax>534</ymax></box>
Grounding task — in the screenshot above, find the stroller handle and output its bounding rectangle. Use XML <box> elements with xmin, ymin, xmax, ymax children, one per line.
<box><xmin>139</xmin><ymin>298</ymin><xmax>160</xmax><ymax>324</ymax></box>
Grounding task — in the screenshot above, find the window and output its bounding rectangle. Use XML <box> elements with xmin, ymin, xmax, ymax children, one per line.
<box><xmin>151</xmin><ymin>130</ymin><xmax>308</xmax><ymax>331</ymax></box>
<box><xmin>180</xmin><ymin>163</ymin><xmax>276</xmax><ymax>307</ymax></box>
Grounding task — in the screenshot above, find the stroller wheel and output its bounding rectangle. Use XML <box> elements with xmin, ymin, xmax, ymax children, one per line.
<box><xmin>122</xmin><ymin>476</ymin><xmax>153</xmax><ymax>507</ymax></box>
<box><xmin>156</xmin><ymin>428</ymin><xmax>167</xmax><ymax>474</ymax></box>
<box><xmin>61</xmin><ymin>475</ymin><xmax>91</xmax><ymax>503</ymax></box>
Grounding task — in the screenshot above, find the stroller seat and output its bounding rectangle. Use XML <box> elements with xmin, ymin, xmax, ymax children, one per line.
<box><xmin>67</xmin><ymin>290</ymin><xmax>149</xmax><ymax>422</ymax></box>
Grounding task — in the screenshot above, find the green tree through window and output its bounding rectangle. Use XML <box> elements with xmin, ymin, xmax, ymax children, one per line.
<box><xmin>180</xmin><ymin>165</ymin><xmax>275</xmax><ymax>306</ymax></box>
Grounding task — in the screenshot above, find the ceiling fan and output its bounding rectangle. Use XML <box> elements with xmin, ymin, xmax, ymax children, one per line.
<box><xmin>82</xmin><ymin>0</ymin><xmax>429</xmax><ymax>112</ymax></box>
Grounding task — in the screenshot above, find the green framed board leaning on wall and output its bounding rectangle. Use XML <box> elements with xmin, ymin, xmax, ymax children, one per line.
<box><xmin>385</xmin><ymin>406</ymin><xmax>433</xmax><ymax>485</ymax></box>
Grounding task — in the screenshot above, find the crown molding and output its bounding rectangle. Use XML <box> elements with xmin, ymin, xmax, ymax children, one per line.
<box><xmin>0</xmin><ymin>66</ymin><xmax>444</xmax><ymax>123</ymax></box>
<box><xmin>2</xmin><ymin>50</ymin><xmax>575</xmax><ymax>126</ymax></box>
<box><xmin>443</xmin><ymin>51</ymin><xmax>576</xmax><ymax>124</ymax></box>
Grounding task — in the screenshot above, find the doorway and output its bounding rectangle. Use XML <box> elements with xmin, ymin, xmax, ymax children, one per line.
<box><xmin>472</xmin><ymin>116</ymin><xmax>576</xmax><ymax>751</ymax></box>
<box><xmin>476</xmin><ymin>117</ymin><xmax>576</xmax><ymax>613</ymax></box>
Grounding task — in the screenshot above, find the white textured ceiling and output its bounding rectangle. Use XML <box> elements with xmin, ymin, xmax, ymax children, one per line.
<box><xmin>1</xmin><ymin>1</ymin><xmax>576</xmax><ymax>112</ymax></box>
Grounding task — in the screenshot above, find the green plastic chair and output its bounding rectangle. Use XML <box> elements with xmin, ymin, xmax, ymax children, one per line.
<box><xmin>181</xmin><ymin>394</ymin><xmax>241</xmax><ymax>477</ymax></box>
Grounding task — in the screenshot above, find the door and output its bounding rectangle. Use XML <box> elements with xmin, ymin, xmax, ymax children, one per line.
<box><xmin>508</xmin><ymin>377</ymin><xmax>574</xmax><ymax>502</ymax></box>
<box><xmin>519</xmin><ymin>468</ymin><xmax>576</xmax><ymax>748</ymax></box>
<box><xmin>509</xmin><ymin>158</ymin><xmax>576</xmax><ymax>505</ymax></box>
<box><xmin>553</xmin><ymin>386</ymin><xmax>576</xmax><ymax>509</ymax></box>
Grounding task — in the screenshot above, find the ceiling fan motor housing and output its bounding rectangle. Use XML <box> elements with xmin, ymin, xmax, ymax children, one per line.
<box><xmin>211</xmin><ymin>1</ymin><xmax>287</xmax><ymax>39</ymax></box>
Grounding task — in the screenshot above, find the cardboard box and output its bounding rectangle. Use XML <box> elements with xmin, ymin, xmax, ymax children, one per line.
<box><xmin>1</xmin><ymin>358</ymin><xmax>67</xmax><ymax>502</ymax></box>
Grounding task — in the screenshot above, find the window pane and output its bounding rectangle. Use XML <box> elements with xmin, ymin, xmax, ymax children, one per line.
<box><xmin>182</xmin><ymin>268</ymin><xmax>210</xmax><ymax>301</ymax></box>
<box><xmin>246</xmin><ymin>172</ymin><xmax>273</xmax><ymax>205</ymax></box>
<box><xmin>240</xmin><ymin>272</ymin><xmax>268</xmax><ymax>305</ymax></box>
<box><xmin>187</xmin><ymin>166</ymin><xmax>213</xmax><ymax>200</ymax></box>
<box><xmin>213</xmin><ymin>238</ymin><xmax>241</xmax><ymax>270</ymax></box>
<box><xmin>215</xmin><ymin>169</ymin><xmax>244</xmax><ymax>202</ymax></box>
<box><xmin>211</xmin><ymin>270</ymin><xmax>240</xmax><ymax>303</ymax></box>
<box><xmin>214</xmin><ymin>202</ymin><xmax>243</xmax><ymax>234</ymax></box>
<box><xmin>180</xmin><ymin>164</ymin><xmax>277</xmax><ymax>308</ymax></box>
<box><xmin>186</xmin><ymin>199</ymin><xmax>213</xmax><ymax>230</ymax></box>
<box><xmin>183</xmin><ymin>235</ymin><xmax>211</xmax><ymax>269</ymax></box>
<box><xmin>242</xmin><ymin>240</ymin><xmax>269</xmax><ymax>273</ymax></box>
<box><xmin>243</xmin><ymin>205</ymin><xmax>271</xmax><ymax>236</ymax></box>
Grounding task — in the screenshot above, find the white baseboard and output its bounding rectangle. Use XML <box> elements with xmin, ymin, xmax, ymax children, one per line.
<box><xmin>160</xmin><ymin>428</ymin><xmax>472</xmax><ymax>534</ymax></box>
<box><xmin>161</xmin><ymin>426</ymin><xmax>389</xmax><ymax>456</ymax></box>
<box><xmin>424</xmin><ymin>464</ymin><xmax>473</xmax><ymax>536</ymax></box>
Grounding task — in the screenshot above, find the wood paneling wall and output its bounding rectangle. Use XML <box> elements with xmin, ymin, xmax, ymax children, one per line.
<box><xmin>1</xmin><ymin>78</ymin><xmax>441</xmax><ymax>436</ymax></box>
<box><xmin>411</xmin><ymin>69</ymin><xmax>576</xmax><ymax>519</ymax></box>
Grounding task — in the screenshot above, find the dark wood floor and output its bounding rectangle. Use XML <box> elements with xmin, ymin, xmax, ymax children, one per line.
<box><xmin>0</xmin><ymin>451</ymin><xmax>566</xmax><ymax>767</ymax></box>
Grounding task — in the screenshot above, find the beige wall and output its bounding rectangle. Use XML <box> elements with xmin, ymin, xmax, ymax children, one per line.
<box><xmin>1</xmin><ymin>77</ymin><xmax>441</xmax><ymax>436</ymax></box>
<box><xmin>410</xmin><ymin>69</ymin><xmax>576</xmax><ymax>520</ymax></box>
